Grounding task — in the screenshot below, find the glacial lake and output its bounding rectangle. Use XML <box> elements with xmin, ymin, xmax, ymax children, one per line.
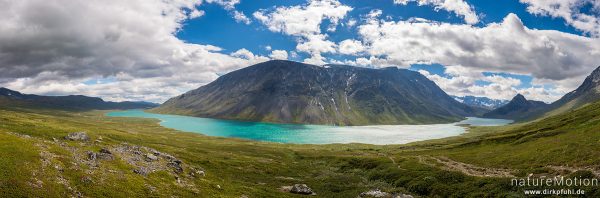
<box><xmin>106</xmin><ymin>110</ymin><xmax>513</xmax><ymax>145</ymax></box>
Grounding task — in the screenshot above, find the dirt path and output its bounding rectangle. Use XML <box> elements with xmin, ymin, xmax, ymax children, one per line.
<box><xmin>417</xmin><ymin>156</ymin><xmax>515</xmax><ymax>178</ymax></box>
<box><xmin>547</xmin><ymin>165</ymin><xmax>600</xmax><ymax>177</ymax></box>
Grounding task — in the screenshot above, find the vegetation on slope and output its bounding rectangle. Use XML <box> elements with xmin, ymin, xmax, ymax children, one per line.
<box><xmin>152</xmin><ymin>60</ymin><xmax>483</xmax><ymax>126</ymax></box>
<box><xmin>2</xmin><ymin>99</ymin><xmax>600</xmax><ymax>197</ymax></box>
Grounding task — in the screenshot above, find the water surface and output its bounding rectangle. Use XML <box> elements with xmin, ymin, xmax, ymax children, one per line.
<box><xmin>107</xmin><ymin>110</ymin><xmax>512</xmax><ymax>145</ymax></box>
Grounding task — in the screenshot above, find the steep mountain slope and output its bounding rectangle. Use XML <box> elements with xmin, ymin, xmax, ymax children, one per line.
<box><xmin>0</xmin><ymin>87</ymin><xmax>158</xmax><ymax>110</ymax></box>
<box><xmin>452</xmin><ymin>95</ymin><xmax>508</xmax><ymax>110</ymax></box>
<box><xmin>541</xmin><ymin>66</ymin><xmax>600</xmax><ymax>117</ymax></box>
<box><xmin>504</xmin><ymin>65</ymin><xmax>600</xmax><ymax>121</ymax></box>
<box><xmin>482</xmin><ymin>94</ymin><xmax>548</xmax><ymax>120</ymax></box>
<box><xmin>152</xmin><ymin>60</ymin><xmax>482</xmax><ymax>125</ymax></box>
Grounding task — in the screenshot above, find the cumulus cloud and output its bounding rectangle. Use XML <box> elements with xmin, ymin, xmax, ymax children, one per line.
<box><xmin>0</xmin><ymin>0</ymin><xmax>266</xmax><ymax>102</ymax></box>
<box><xmin>269</xmin><ymin>50</ymin><xmax>289</xmax><ymax>60</ymax></box>
<box><xmin>338</xmin><ymin>39</ymin><xmax>365</xmax><ymax>55</ymax></box>
<box><xmin>253</xmin><ymin>0</ymin><xmax>353</xmax><ymax>64</ymax></box>
<box><xmin>520</xmin><ymin>0</ymin><xmax>600</xmax><ymax>37</ymax></box>
<box><xmin>355</xmin><ymin>13</ymin><xmax>600</xmax><ymax>96</ymax></box>
<box><xmin>418</xmin><ymin>68</ymin><xmax>562</xmax><ymax>102</ymax></box>
<box><xmin>394</xmin><ymin>0</ymin><xmax>480</xmax><ymax>24</ymax></box>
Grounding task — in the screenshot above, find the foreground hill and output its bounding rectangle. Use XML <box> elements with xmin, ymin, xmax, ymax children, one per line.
<box><xmin>482</xmin><ymin>94</ymin><xmax>548</xmax><ymax>120</ymax></box>
<box><xmin>153</xmin><ymin>60</ymin><xmax>482</xmax><ymax>125</ymax></box>
<box><xmin>0</xmin><ymin>87</ymin><xmax>157</xmax><ymax>110</ymax></box>
<box><xmin>2</xmin><ymin>86</ymin><xmax>600</xmax><ymax>197</ymax></box>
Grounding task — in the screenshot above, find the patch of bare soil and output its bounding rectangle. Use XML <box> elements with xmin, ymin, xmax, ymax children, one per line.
<box><xmin>417</xmin><ymin>156</ymin><xmax>515</xmax><ymax>177</ymax></box>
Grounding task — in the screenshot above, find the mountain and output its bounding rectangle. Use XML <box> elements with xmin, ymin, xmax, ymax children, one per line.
<box><xmin>502</xmin><ymin>65</ymin><xmax>600</xmax><ymax>121</ymax></box>
<box><xmin>0</xmin><ymin>87</ymin><xmax>158</xmax><ymax>110</ymax></box>
<box><xmin>541</xmin><ymin>66</ymin><xmax>600</xmax><ymax>116</ymax></box>
<box><xmin>482</xmin><ymin>94</ymin><xmax>548</xmax><ymax>120</ymax></box>
<box><xmin>152</xmin><ymin>60</ymin><xmax>483</xmax><ymax>125</ymax></box>
<box><xmin>452</xmin><ymin>95</ymin><xmax>509</xmax><ymax>110</ymax></box>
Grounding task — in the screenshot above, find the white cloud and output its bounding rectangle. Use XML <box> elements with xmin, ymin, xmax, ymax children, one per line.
<box><xmin>0</xmin><ymin>0</ymin><xmax>267</xmax><ymax>102</ymax></box>
<box><xmin>253</xmin><ymin>0</ymin><xmax>352</xmax><ymax>37</ymax></box>
<box><xmin>355</xmin><ymin>13</ymin><xmax>600</xmax><ymax>100</ymax></box>
<box><xmin>253</xmin><ymin>0</ymin><xmax>352</xmax><ymax>63</ymax></box>
<box><xmin>394</xmin><ymin>0</ymin><xmax>480</xmax><ymax>24</ymax></box>
<box><xmin>296</xmin><ymin>34</ymin><xmax>338</xmax><ymax>55</ymax></box>
<box><xmin>206</xmin><ymin>0</ymin><xmax>251</xmax><ymax>24</ymax></box>
<box><xmin>269</xmin><ymin>50</ymin><xmax>289</xmax><ymax>60</ymax></box>
<box><xmin>338</xmin><ymin>39</ymin><xmax>365</xmax><ymax>55</ymax></box>
<box><xmin>347</xmin><ymin>18</ymin><xmax>357</xmax><ymax>28</ymax></box>
<box><xmin>418</xmin><ymin>69</ymin><xmax>562</xmax><ymax>102</ymax></box>
<box><xmin>520</xmin><ymin>0</ymin><xmax>600</xmax><ymax>36</ymax></box>
<box><xmin>232</xmin><ymin>10</ymin><xmax>251</xmax><ymax>24</ymax></box>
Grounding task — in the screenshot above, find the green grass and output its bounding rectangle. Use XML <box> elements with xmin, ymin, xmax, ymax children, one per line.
<box><xmin>2</xmin><ymin>100</ymin><xmax>600</xmax><ymax>197</ymax></box>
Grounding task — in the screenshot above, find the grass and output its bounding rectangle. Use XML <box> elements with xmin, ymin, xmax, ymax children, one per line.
<box><xmin>2</xmin><ymin>100</ymin><xmax>600</xmax><ymax>197</ymax></box>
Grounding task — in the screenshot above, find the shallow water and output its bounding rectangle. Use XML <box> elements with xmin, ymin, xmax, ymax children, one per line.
<box><xmin>106</xmin><ymin>110</ymin><xmax>513</xmax><ymax>145</ymax></box>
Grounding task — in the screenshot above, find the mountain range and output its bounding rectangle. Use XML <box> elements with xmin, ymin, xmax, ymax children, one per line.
<box><xmin>482</xmin><ymin>94</ymin><xmax>548</xmax><ymax>120</ymax></box>
<box><xmin>452</xmin><ymin>95</ymin><xmax>509</xmax><ymax>110</ymax></box>
<box><xmin>0</xmin><ymin>87</ymin><xmax>158</xmax><ymax>110</ymax></box>
<box><xmin>477</xmin><ymin>66</ymin><xmax>600</xmax><ymax>121</ymax></box>
<box><xmin>152</xmin><ymin>60</ymin><xmax>484</xmax><ymax>125</ymax></box>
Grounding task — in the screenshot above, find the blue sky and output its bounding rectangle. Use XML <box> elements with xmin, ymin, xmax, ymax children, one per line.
<box><xmin>1</xmin><ymin>0</ymin><xmax>599</xmax><ymax>103</ymax></box>
<box><xmin>170</xmin><ymin>0</ymin><xmax>597</xmax><ymax>102</ymax></box>
<box><xmin>178</xmin><ymin>0</ymin><xmax>583</xmax><ymax>57</ymax></box>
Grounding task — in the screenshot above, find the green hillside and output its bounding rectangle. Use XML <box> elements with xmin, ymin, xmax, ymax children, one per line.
<box><xmin>1</xmin><ymin>99</ymin><xmax>600</xmax><ymax>197</ymax></box>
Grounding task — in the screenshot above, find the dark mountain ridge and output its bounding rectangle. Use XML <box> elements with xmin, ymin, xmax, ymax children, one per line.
<box><xmin>0</xmin><ymin>87</ymin><xmax>158</xmax><ymax>110</ymax></box>
<box><xmin>503</xmin><ymin>66</ymin><xmax>600</xmax><ymax>121</ymax></box>
<box><xmin>482</xmin><ymin>94</ymin><xmax>548</xmax><ymax>120</ymax></box>
<box><xmin>152</xmin><ymin>60</ymin><xmax>483</xmax><ymax>125</ymax></box>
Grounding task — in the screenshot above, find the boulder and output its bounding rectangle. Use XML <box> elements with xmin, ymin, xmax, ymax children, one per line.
<box><xmin>65</xmin><ymin>132</ymin><xmax>90</xmax><ymax>141</ymax></box>
<box><xmin>358</xmin><ymin>189</ymin><xmax>390</xmax><ymax>198</ymax></box>
<box><xmin>290</xmin><ymin>184</ymin><xmax>315</xmax><ymax>195</ymax></box>
<box><xmin>145</xmin><ymin>153</ymin><xmax>158</xmax><ymax>162</ymax></box>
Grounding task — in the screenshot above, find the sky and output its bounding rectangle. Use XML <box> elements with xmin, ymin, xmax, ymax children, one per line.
<box><xmin>1</xmin><ymin>0</ymin><xmax>600</xmax><ymax>103</ymax></box>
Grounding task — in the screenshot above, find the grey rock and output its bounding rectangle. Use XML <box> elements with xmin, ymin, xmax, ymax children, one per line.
<box><xmin>145</xmin><ymin>153</ymin><xmax>158</xmax><ymax>162</ymax></box>
<box><xmin>133</xmin><ymin>167</ymin><xmax>150</xmax><ymax>176</ymax></box>
<box><xmin>65</xmin><ymin>132</ymin><xmax>90</xmax><ymax>141</ymax></box>
<box><xmin>86</xmin><ymin>151</ymin><xmax>97</xmax><ymax>161</ymax></box>
<box><xmin>358</xmin><ymin>189</ymin><xmax>390</xmax><ymax>198</ymax></box>
<box><xmin>290</xmin><ymin>184</ymin><xmax>315</xmax><ymax>195</ymax></box>
<box><xmin>168</xmin><ymin>160</ymin><xmax>183</xmax><ymax>174</ymax></box>
<box><xmin>100</xmin><ymin>148</ymin><xmax>111</xmax><ymax>154</ymax></box>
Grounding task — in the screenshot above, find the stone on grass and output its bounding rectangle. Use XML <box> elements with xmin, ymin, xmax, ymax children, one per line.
<box><xmin>145</xmin><ymin>153</ymin><xmax>158</xmax><ymax>162</ymax></box>
<box><xmin>65</xmin><ymin>132</ymin><xmax>90</xmax><ymax>141</ymax></box>
<box><xmin>290</xmin><ymin>184</ymin><xmax>315</xmax><ymax>195</ymax></box>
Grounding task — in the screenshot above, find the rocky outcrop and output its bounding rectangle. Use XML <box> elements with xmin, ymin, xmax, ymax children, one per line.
<box><xmin>280</xmin><ymin>184</ymin><xmax>316</xmax><ymax>195</ymax></box>
<box><xmin>65</xmin><ymin>132</ymin><xmax>90</xmax><ymax>141</ymax></box>
<box><xmin>358</xmin><ymin>189</ymin><xmax>414</xmax><ymax>198</ymax></box>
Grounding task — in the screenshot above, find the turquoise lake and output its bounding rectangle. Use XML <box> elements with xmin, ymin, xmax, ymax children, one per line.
<box><xmin>106</xmin><ymin>110</ymin><xmax>513</xmax><ymax>145</ymax></box>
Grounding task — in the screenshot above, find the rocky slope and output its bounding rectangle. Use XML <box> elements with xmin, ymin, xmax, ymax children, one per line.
<box><xmin>541</xmin><ymin>66</ymin><xmax>600</xmax><ymax>116</ymax></box>
<box><xmin>482</xmin><ymin>94</ymin><xmax>548</xmax><ymax>120</ymax></box>
<box><xmin>0</xmin><ymin>87</ymin><xmax>158</xmax><ymax>110</ymax></box>
<box><xmin>502</xmin><ymin>66</ymin><xmax>600</xmax><ymax>121</ymax></box>
<box><xmin>452</xmin><ymin>95</ymin><xmax>508</xmax><ymax>110</ymax></box>
<box><xmin>152</xmin><ymin>60</ymin><xmax>482</xmax><ymax>125</ymax></box>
